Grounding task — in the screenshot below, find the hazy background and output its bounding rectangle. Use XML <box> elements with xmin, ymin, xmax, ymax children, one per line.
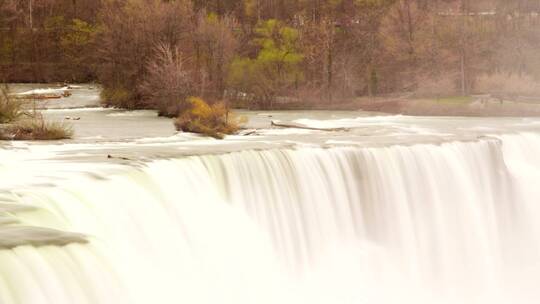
<box><xmin>1</xmin><ymin>0</ymin><xmax>540</xmax><ymax>110</ymax></box>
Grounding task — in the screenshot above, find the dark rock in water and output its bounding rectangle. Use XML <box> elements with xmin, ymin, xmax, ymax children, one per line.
<box><xmin>0</xmin><ymin>226</ymin><xmax>88</xmax><ymax>249</ymax></box>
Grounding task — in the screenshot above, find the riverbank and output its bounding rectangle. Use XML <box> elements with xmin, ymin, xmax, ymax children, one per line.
<box><xmin>10</xmin><ymin>83</ymin><xmax>540</xmax><ymax>117</ymax></box>
<box><xmin>355</xmin><ymin>97</ymin><xmax>540</xmax><ymax>117</ymax></box>
<box><xmin>261</xmin><ymin>96</ymin><xmax>540</xmax><ymax>117</ymax></box>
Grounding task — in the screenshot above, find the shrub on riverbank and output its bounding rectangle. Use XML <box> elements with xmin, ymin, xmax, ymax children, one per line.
<box><xmin>100</xmin><ymin>87</ymin><xmax>139</xmax><ymax>109</ymax></box>
<box><xmin>0</xmin><ymin>86</ymin><xmax>72</xmax><ymax>140</ymax></box>
<box><xmin>174</xmin><ymin>97</ymin><xmax>243</xmax><ymax>139</ymax></box>
<box><xmin>0</xmin><ymin>118</ymin><xmax>73</xmax><ymax>140</ymax></box>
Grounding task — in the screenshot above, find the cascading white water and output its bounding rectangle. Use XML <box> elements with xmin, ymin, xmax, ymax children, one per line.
<box><xmin>1</xmin><ymin>134</ymin><xmax>539</xmax><ymax>304</ymax></box>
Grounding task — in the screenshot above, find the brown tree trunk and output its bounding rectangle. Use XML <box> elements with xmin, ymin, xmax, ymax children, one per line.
<box><xmin>327</xmin><ymin>41</ymin><xmax>333</xmax><ymax>104</ymax></box>
<box><xmin>459</xmin><ymin>0</ymin><xmax>468</xmax><ymax>96</ymax></box>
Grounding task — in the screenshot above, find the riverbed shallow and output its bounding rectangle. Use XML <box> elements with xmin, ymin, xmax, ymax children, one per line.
<box><xmin>0</xmin><ymin>83</ymin><xmax>539</xmax><ymax>167</ymax></box>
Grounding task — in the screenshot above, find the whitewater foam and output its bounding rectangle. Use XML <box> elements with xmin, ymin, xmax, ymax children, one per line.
<box><xmin>0</xmin><ymin>133</ymin><xmax>539</xmax><ymax>303</ymax></box>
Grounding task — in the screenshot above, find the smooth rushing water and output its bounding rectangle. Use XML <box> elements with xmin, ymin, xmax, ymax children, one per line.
<box><xmin>1</xmin><ymin>84</ymin><xmax>540</xmax><ymax>303</ymax></box>
<box><xmin>1</xmin><ymin>131</ymin><xmax>540</xmax><ymax>304</ymax></box>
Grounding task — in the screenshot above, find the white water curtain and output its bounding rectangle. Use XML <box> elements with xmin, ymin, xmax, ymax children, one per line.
<box><xmin>0</xmin><ymin>135</ymin><xmax>539</xmax><ymax>304</ymax></box>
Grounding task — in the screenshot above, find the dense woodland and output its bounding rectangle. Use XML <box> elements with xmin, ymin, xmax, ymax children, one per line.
<box><xmin>1</xmin><ymin>0</ymin><xmax>540</xmax><ymax>111</ymax></box>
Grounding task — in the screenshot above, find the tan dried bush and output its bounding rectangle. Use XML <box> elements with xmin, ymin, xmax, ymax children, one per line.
<box><xmin>0</xmin><ymin>85</ymin><xmax>72</xmax><ymax>140</ymax></box>
<box><xmin>0</xmin><ymin>85</ymin><xmax>24</xmax><ymax>123</ymax></box>
<box><xmin>0</xmin><ymin>118</ymin><xmax>72</xmax><ymax>140</ymax></box>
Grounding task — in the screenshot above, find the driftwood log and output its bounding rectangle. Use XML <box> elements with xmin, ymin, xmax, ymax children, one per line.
<box><xmin>271</xmin><ymin>120</ymin><xmax>349</xmax><ymax>132</ymax></box>
<box><xmin>107</xmin><ymin>154</ymin><xmax>131</xmax><ymax>161</ymax></box>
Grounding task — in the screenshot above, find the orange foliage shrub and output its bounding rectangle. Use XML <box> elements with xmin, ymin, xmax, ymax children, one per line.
<box><xmin>174</xmin><ymin>97</ymin><xmax>245</xmax><ymax>139</ymax></box>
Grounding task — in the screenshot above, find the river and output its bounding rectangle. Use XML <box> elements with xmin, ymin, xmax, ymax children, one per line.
<box><xmin>1</xmin><ymin>84</ymin><xmax>539</xmax><ymax>303</ymax></box>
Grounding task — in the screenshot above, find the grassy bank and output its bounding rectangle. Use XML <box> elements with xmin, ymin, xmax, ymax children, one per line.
<box><xmin>0</xmin><ymin>119</ymin><xmax>73</xmax><ymax>140</ymax></box>
<box><xmin>0</xmin><ymin>86</ymin><xmax>73</xmax><ymax>140</ymax></box>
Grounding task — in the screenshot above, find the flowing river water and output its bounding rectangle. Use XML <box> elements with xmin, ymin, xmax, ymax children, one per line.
<box><xmin>1</xmin><ymin>85</ymin><xmax>540</xmax><ymax>303</ymax></box>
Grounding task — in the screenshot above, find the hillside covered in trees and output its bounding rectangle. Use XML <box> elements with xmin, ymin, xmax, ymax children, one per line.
<box><xmin>1</xmin><ymin>0</ymin><xmax>540</xmax><ymax>111</ymax></box>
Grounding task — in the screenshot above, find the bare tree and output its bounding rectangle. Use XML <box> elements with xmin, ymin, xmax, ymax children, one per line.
<box><xmin>140</xmin><ymin>43</ymin><xmax>194</xmax><ymax>117</ymax></box>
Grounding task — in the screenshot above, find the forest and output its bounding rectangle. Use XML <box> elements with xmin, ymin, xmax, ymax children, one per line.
<box><xmin>1</xmin><ymin>0</ymin><xmax>540</xmax><ymax>112</ymax></box>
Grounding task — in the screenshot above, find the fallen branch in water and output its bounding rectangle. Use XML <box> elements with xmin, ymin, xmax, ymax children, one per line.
<box><xmin>271</xmin><ymin>120</ymin><xmax>349</xmax><ymax>132</ymax></box>
<box><xmin>107</xmin><ymin>154</ymin><xmax>131</xmax><ymax>161</ymax></box>
<box><xmin>238</xmin><ymin>129</ymin><xmax>258</xmax><ymax>136</ymax></box>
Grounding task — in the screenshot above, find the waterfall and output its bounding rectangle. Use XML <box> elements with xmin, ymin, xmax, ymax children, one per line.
<box><xmin>0</xmin><ymin>134</ymin><xmax>539</xmax><ymax>304</ymax></box>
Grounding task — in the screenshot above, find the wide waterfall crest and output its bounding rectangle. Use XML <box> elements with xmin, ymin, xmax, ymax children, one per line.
<box><xmin>0</xmin><ymin>134</ymin><xmax>539</xmax><ymax>304</ymax></box>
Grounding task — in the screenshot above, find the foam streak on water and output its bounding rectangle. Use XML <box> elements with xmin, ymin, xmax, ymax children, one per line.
<box><xmin>0</xmin><ymin>135</ymin><xmax>539</xmax><ymax>304</ymax></box>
